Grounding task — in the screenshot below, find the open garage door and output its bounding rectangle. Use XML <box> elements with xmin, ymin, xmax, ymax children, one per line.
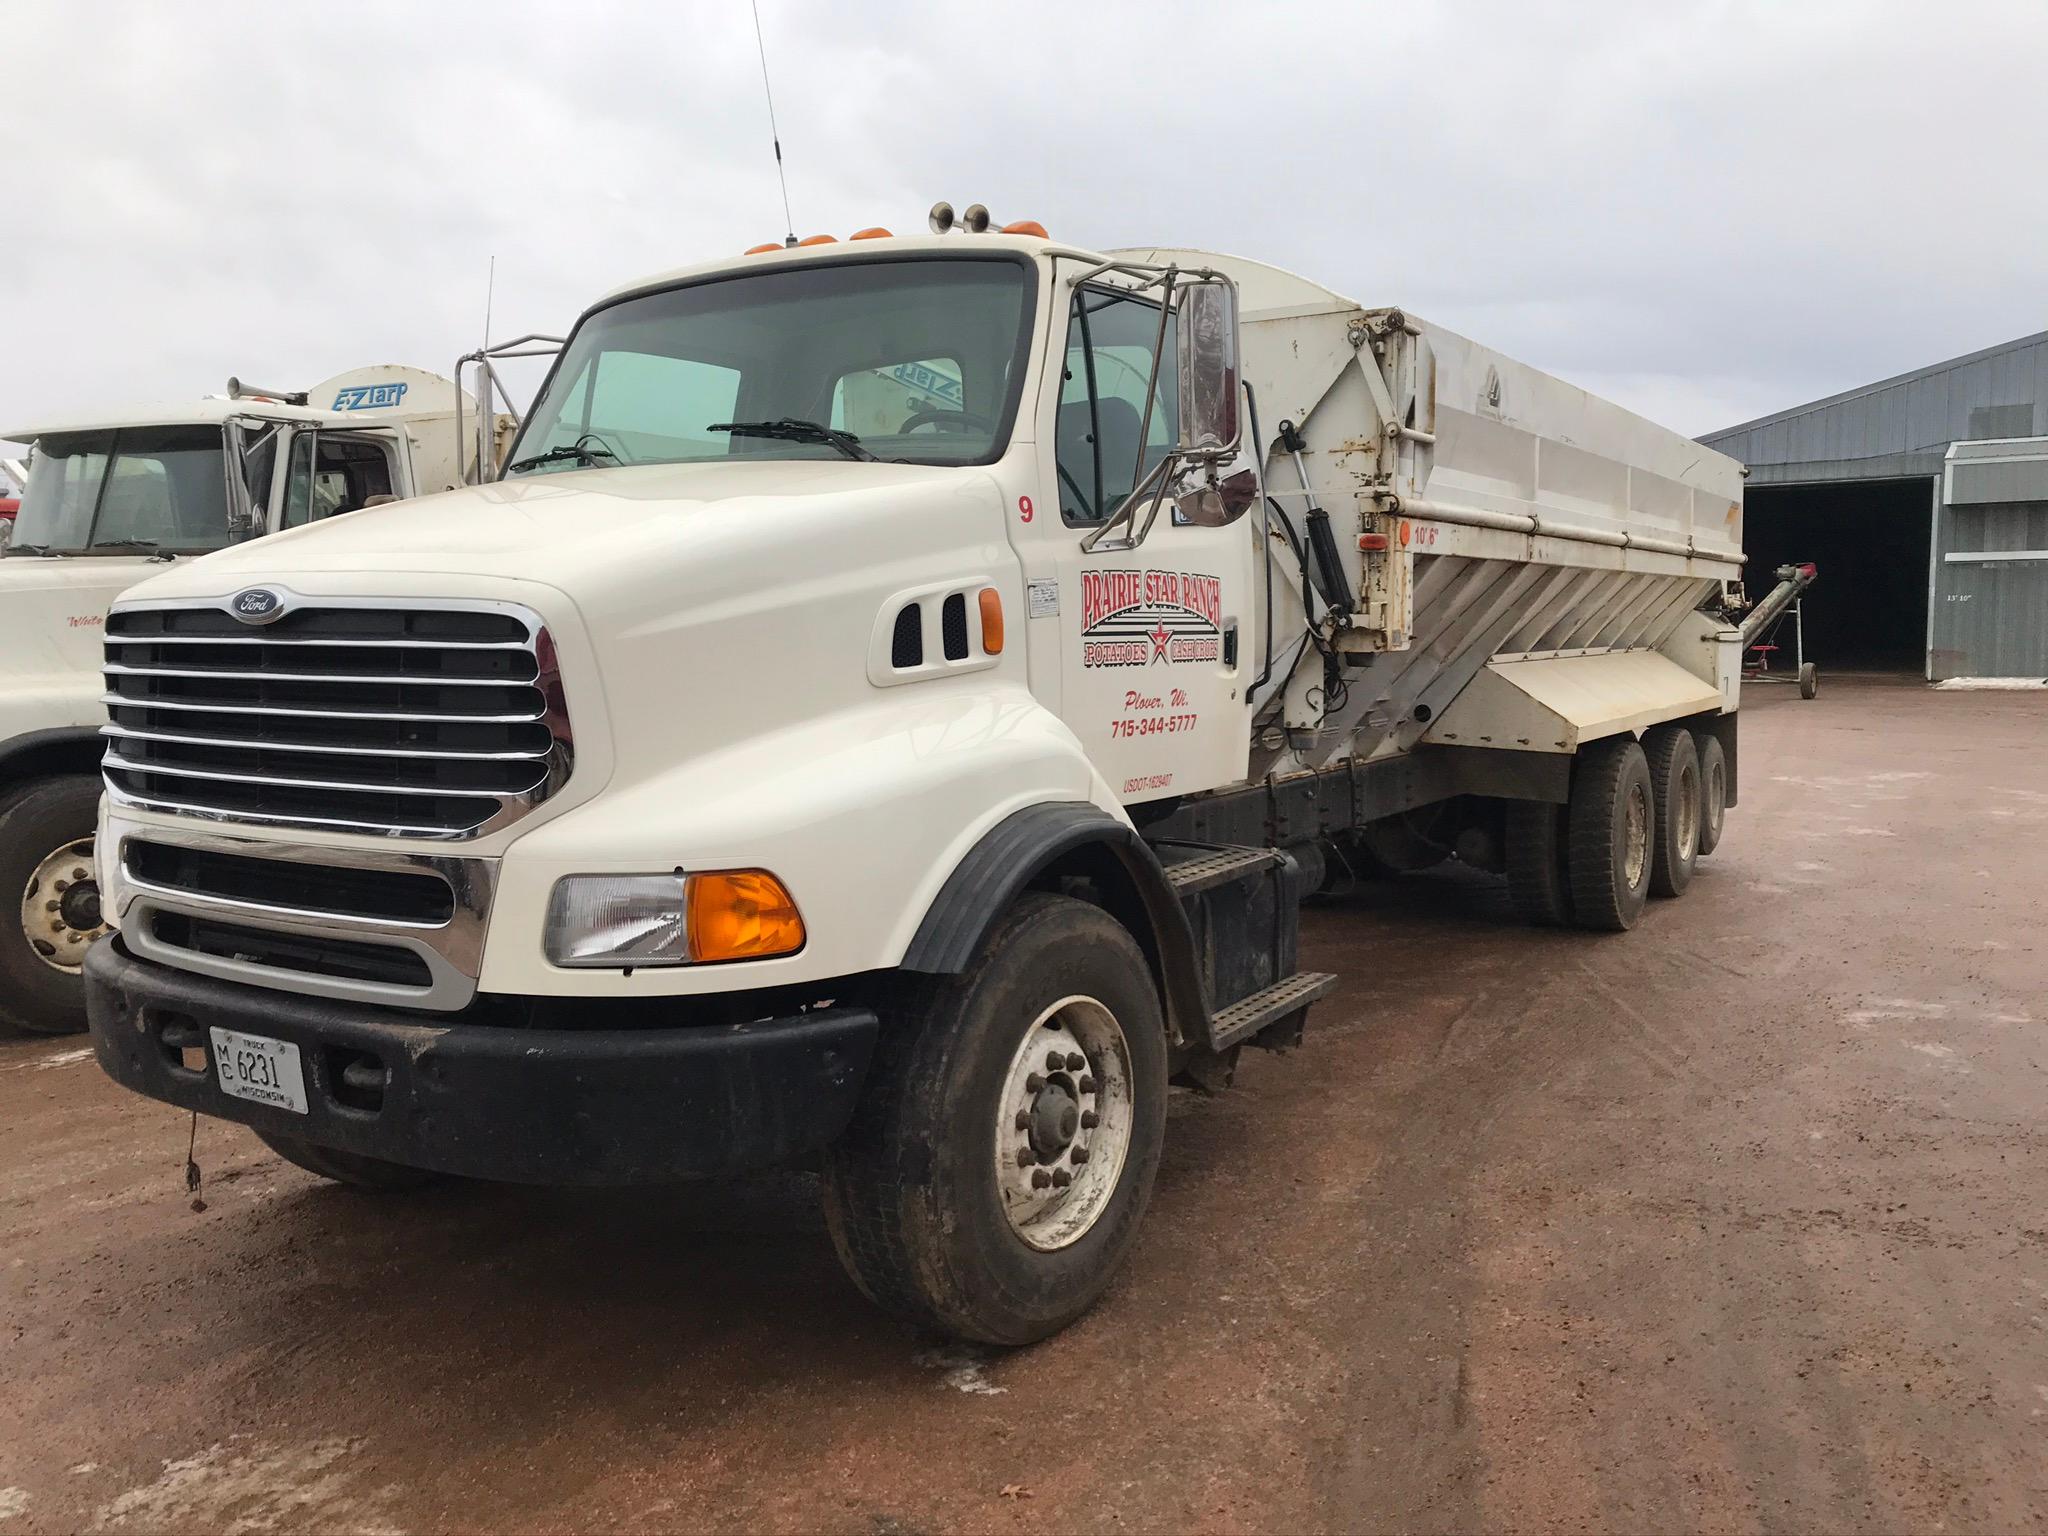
<box><xmin>1741</xmin><ymin>478</ymin><xmax>1933</xmax><ymax>673</ymax></box>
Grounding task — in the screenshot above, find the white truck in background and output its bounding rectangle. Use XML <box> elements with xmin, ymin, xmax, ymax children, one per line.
<box><xmin>82</xmin><ymin>212</ymin><xmax>1746</xmax><ymax>1342</ymax></box>
<box><xmin>0</xmin><ymin>366</ymin><xmax>501</xmax><ymax>1034</ymax></box>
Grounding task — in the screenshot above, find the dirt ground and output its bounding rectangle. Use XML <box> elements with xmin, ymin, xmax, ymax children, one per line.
<box><xmin>3</xmin><ymin>680</ymin><xmax>2044</xmax><ymax>1534</ymax></box>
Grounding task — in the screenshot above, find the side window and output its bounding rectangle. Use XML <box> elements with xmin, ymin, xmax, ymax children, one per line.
<box><xmin>1056</xmin><ymin>288</ymin><xmax>1179</xmax><ymax>527</ymax></box>
<box><xmin>829</xmin><ymin>357</ymin><xmax>964</xmax><ymax>437</ymax></box>
<box><xmin>282</xmin><ymin>436</ymin><xmax>397</xmax><ymax>528</ymax></box>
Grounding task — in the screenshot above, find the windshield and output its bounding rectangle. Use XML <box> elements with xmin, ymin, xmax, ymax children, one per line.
<box><xmin>11</xmin><ymin>427</ymin><xmax>234</xmax><ymax>554</ymax></box>
<box><xmin>507</xmin><ymin>256</ymin><xmax>1034</xmax><ymax>475</ymax></box>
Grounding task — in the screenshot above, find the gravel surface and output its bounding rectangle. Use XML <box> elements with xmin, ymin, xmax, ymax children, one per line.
<box><xmin>2</xmin><ymin>681</ymin><xmax>2043</xmax><ymax>1533</ymax></box>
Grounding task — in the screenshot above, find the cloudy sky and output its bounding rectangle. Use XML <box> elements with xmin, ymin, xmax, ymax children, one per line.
<box><xmin>4</xmin><ymin>0</ymin><xmax>2044</xmax><ymax>453</ymax></box>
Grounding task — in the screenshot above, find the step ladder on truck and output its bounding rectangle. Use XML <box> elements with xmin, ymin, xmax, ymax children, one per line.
<box><xmin>0</xmin><ymin>362</ymin><xmax>554</xmax><ymax>1035</ymax></box>
<box><xmin>80</xmin><ymin>209</ymin><xmax>1747</xmax><ymax>1342</ymax></box>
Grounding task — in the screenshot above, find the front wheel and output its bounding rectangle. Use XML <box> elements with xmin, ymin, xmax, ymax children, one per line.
<box><xmin>822</xmin><ymin>892</ymin><xmax>1168</xmax><ymax>1345</ymax></box>
<box><xmin>0</xmin><ymin>775</ymin><xmax>108</xmax><ymax>1035</ymax></box>
<box><xmin>1799</xmin><ymin>662</ymin><xmax>1820</xmax><ymax>700</ymax></box>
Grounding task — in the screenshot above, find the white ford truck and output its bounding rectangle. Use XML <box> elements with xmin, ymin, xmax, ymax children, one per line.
<box><xmin>83</xmin><ymin>216</ymin><xmax>1745</xmax><ymax>1342</ymax></box>
<box><xmin>0</xmin><ymin>367</ymin><xmax>490</xmax><ymax>1033</ymax></box>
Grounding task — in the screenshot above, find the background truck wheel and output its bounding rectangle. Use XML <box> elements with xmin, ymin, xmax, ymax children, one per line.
<box><xmin>1642</xmin><ymin>726</ymin><xmax>1701</xmax><ymax>898</ymax></box>
<box><xmin>1696</xmin><ymin>734</ymin><xmax>1728</xmax><ymax>856</ymax></box>
<box><xmin>821</xmin><ymin>892</ymin><xmax>1168</xmax><ymax>1345</ymax></box>
<box><xmin>1799</xmin><ymin>662</ymin><xmax>1820</xmax><ymax>700</ymax></box>
<box><xmin>0</xmin><ymin>775</ymin><xmax>108</xmax><ymax>1035</ymax></box>
<box><xmin>1504</xmin><ymin>801</ymin><xmax>1574</xmax><ymax>927</ymax></box>
<box><xmin>1567</xmin><ymin>737</ymin><xmax>1654</xmax><ymax>932</ymax></box>
<box><xmin>253</xmin><ymin>1130</ymin><xmax>442</xmax><ymax>1191</ymax></box>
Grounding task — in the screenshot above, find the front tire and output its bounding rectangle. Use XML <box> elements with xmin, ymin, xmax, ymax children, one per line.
<box><xmin>822</xmin><ymin>892</ymin><xmax>1168</xmax><ymax>1345</ymax></box>
<box><xmin>253</xmin><ymin>1130</ymin><xmax>442</xmax><ymax>1191</ymax></box>
<box><xmin>1567</xmin><ymin>737</ymin><xmax>1654</xmax><ymax>932</ymax></box>
<box><xmin>0</xmin><ymin>775</ymin><xmax>107</xmax><ymax>1036</ymax></box>
<box><xmin>1799</xmin><ymin>662</ymin><xmax>1820</xmax><ymax>700</ymax></box>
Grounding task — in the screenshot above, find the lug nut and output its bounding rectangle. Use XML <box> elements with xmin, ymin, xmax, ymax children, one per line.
<box><xmin>1081</xmin><ymin>1110</ymin><xmax>1099</xmax><ymax>1129</ymax></box>
<box><xmin>1031</xmin><ymin>1169</ymin><xmax>1052</xmax><ymax>1190</ymax></box>
<box><xmin>72</xmin><ymin>868</ymin><xmax>88</xmax><ymax>882</ymax></box>
<box><xmin>1065</xmin><ymin>1052</ymin><xmax>1085</xmax><ymax>1071</ymax></box>
<box><xmin>1015</xmin><ymin>1148</ymin><xmax>1034</xmax><ymax>1167</ymax></box>
<box><xmin>1026</xmin><ymin>1073</ymin><xmax>1044</xmax><ymax>1092</ymax></box>
<box><xmin>54</xmin><ymin>880</ymin><xmax>69</xmax><ymax>893</ymax></box>
<box><xmin>1046</xmin><ymin>1050</ymin><xmax>1066</xmax><ymax>1071</ymax></box>
<box><xmin>1015</xmin><ymin>1110</ymin><xmax>1031</xmax><ymax>1131</ymax></box>
<box><xmin>45</xmin><ymin>900</ymin><xmax>58</xmax><ymax>913</ymax></box>
<box><xmin>1071</xmin><ymin>1147</ymin><xmax>1089</xmax><ymax>1165</ymax></box>
<box><xmin>1078</xmin><ymin>1075</ymin><xmax>1096</xmax><ymax>1095</ymax></box>
<box><xmin>1051</xmin><ymin>1169</ymin><xmax>1072</xmax><ymax>1189</ymax></box>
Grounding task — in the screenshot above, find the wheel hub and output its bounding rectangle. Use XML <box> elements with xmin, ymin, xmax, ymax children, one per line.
<box><xmin>1028</xmin><ymin>1080</ymin><xmax>1081</xmax><ymax>1157</ymax></box>
<box><xmin>1624</xmin><ymin>784</ymin><xmax>1649</xmax><ymax>888</ymax></box>
<box><xmin>994</xmin><ymin>996</ymin><xmax>1134</xmax><ymax>1252</ymax></box>
<box><xmin>20</xmin><ymin>838</ymin><xmax>106</xmax><ymax>975</ymax></box>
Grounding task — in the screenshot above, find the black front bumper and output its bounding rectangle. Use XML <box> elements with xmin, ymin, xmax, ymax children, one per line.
<box><xmin>84</xmin><ymin>940</ymin><xmax>879</xmax><ymax>1184</ymax></box>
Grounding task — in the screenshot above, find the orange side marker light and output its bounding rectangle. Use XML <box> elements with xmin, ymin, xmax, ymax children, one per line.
<box><xmin>978</xmin><ymin>589</ymin><xmax>1004</xmax><ymax>654</ymax></box>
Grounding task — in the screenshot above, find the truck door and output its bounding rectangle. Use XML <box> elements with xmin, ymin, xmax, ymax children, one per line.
<box><xmin>1019</xmin><ymin>273</ymin><xmax>1254</xmax><ymax>804</ymax></box>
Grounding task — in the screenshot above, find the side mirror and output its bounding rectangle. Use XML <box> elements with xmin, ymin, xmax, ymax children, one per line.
<box><xmin>1176</xmin><ymin>278</ymin><xmax>1241</xmax><ymax>461</ymax></box>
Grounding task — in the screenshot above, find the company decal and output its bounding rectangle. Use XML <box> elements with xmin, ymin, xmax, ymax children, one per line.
<box><xmin>332</xmin><ymin>381</ymin><xmax>409</xmax><ymax>411</ymax></box>
<box><xmin>1079</xmin><ymin>567</ymin><xmax>1222</xmax><ymax>668</ymax></box>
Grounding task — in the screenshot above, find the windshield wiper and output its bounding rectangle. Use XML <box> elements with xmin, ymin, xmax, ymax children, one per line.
<box><xmin>4</xmin><ymin>542</ymin><xmax>53</xmax><ymax>556</ymax></box>
<box><xmin>504</xmin><ymin>437</ymin><xmax>621</xmax><ymax>475</ymax></box>
<box><xmin>95</xmin><ymin>538</ymin><xmax>160</xmax><ymax>551</ymax></box>
<box><xmin>709</xmin><ymin>418</ymin><xmax>877</xmax><ymax>462</ymax></box>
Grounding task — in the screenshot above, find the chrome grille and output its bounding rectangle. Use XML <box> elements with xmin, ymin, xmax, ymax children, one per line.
<box><xmin>102</xmin><ymin>595</ymin><xmax>571</xmax><ymax>840</ymax></box>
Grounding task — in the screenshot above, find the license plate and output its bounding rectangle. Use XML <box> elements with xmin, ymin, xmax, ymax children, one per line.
<box><xmin>209</xmin><ymin>1028</ymin><xmax>309</xmax><ymax>1115</ymax></box>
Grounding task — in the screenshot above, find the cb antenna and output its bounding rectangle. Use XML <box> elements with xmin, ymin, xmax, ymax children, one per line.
<box><xmin>749</xmin><ymin>0</ymin><xmax>797</xmax><ymax>247</ymax></box>
<box><xmin>482</xmin><ymin>254</ymin><xmax>496</xmax><ymax>348</ymax></box>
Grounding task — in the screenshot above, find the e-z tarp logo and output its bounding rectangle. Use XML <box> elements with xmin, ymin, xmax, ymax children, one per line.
<box><xmin>1080</xmin><ymin>568</ymin><xmax>1222</xmax><ymax>668</ymax></box>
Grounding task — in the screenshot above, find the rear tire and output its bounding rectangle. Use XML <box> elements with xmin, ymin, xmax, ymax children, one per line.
<box><xmin>1799</xmin><ymin>662</ymin><xmax>1819</xmax><ymax>700</ymax></box>
<box><xmin>1696</xmin><ymin>734</ymin><xmax>1728</xmax><ymax>856</ymax></box>
<box><xmin>1504</xmin><ymin>801</ymin><xmax>1574</xmax><ymax>927</ymax></box>
<box><xmin>0</xmin><ymin>775</ymin><xmax>106</xmax><ymax>1036</ymax></box>
<box><xmin>254</xmin><ymin>1130</ymin><xmax>441</xmax><ymax>1191</ymax></box>
<box><xmin>821</xmin><ymin>892</ymin><xmax>1168</xmax><ymax>1345</ymax></box>
<box><xmin>1567</xmin><ymin>737</ymin><xmax>1654</xmax><ymax>932</ymax></box>
<box><xmin>1642</xmin><ymin>726</ymin><xmax>1700</xmax><ymax>898</ymax></box>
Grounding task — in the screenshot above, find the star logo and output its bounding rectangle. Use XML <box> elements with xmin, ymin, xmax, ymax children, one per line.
<box><xmin>1148</xmin><ymin>622</ymin><xmax>1173</xmax><ymax>663</ymax></box>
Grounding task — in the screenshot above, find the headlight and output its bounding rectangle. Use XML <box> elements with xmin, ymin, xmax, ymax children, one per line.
<box><xmin>544</xmin><ymin>870</ymin><xmax>804</xmax><ymax>968</ymax></box>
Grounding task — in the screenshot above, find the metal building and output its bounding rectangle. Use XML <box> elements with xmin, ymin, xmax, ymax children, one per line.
<box><xmin>1700</xmin><ymin>330</ymin><xmax>2048</xmax><ymax>680</ymax></box>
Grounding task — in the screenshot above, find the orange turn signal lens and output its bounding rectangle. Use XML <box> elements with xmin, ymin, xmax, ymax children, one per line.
<box><xmin>686</xmin><ymin>870</ymin><xmax>805</xmax><ymax>962</ymax></box>
<box><xmin>978</xmin><ymin>588</ymin><xmax>1003</xmax><ymax>654</ymax></box>
<box><xmin>850</xmin><ymin>226</ymin><xmax>893</xmax><ymax>240</ymax></box>
<box><xmin>796</xmin><ymin>233</ymin><xmax>838</xmax><ymax>247</ymax></box>
<box><xmin>1001</xmin><ymin>220</ymin><xmax>1049</xmax><ymax>238</ymax></box>
<box><xmin>744</xmin><ymin>242</ymin><xmax>781</xmax><ymax>255</ymax></box>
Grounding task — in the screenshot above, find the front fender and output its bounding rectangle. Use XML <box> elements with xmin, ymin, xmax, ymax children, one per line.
<box><xmin>480</xmin><ymin>683</ymin><xmax>1114</xmax><ymax>997</ymax></box>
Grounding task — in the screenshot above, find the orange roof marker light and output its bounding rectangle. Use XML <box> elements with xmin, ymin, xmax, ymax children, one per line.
<box><xmin>850</xmin><ymin>227</ymin><xmax>893</xmax><ymax>240</ymax></box>
<box><xmin>796</xmin><ymin>233</ymin><xmax>838</xmax><ymax>247</ymax></box>
<box><xmin>744</xmin><ymin>242</ymin><xmax>781</xmax><ymax>255</ymax></box>
<box><xmin>1001</xmin><ymin>220</ymin><xmax>1049</xmax><ymax>239</ymax></box>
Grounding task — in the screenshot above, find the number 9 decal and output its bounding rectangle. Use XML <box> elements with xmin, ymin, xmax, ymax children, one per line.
<box><xmin>1018</xmin><ymin>495</ymin><xmax>1034</xmax><ymax>524</ymax></box>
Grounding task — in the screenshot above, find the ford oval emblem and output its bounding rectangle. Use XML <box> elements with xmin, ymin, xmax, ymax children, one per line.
<box><xmin>230</xmin><ymin>587</ymin><xmax>284</xmax><ymax>624</ymax></box>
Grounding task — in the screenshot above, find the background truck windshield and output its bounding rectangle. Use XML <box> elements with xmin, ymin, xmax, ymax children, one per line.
<box><xmin>509</xmin><ymin>257</ymin><xmax>1033</xmax><ymax>473</ymax></box>
<box><xmin>12</xmin><ymin>427</ymin><xmax>233</xmax><ymax>553</ymax></box>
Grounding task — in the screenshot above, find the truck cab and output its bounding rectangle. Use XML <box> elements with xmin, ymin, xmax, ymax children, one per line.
<box><xmin>0</xmin><ymin>367</ymin><xmax>482</xmax><ymax>1033</ymax></box>
<box><xmin>81</xmin><ymin>220</ymin><xmax>1744</xmax><ymax>1341</ymax></box>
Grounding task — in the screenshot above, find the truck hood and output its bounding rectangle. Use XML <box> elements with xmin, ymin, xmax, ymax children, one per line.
<box><xmin>117</xmin><ymin>459</ymin><xmax>990</xmax><ymax>598</ymax></box>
